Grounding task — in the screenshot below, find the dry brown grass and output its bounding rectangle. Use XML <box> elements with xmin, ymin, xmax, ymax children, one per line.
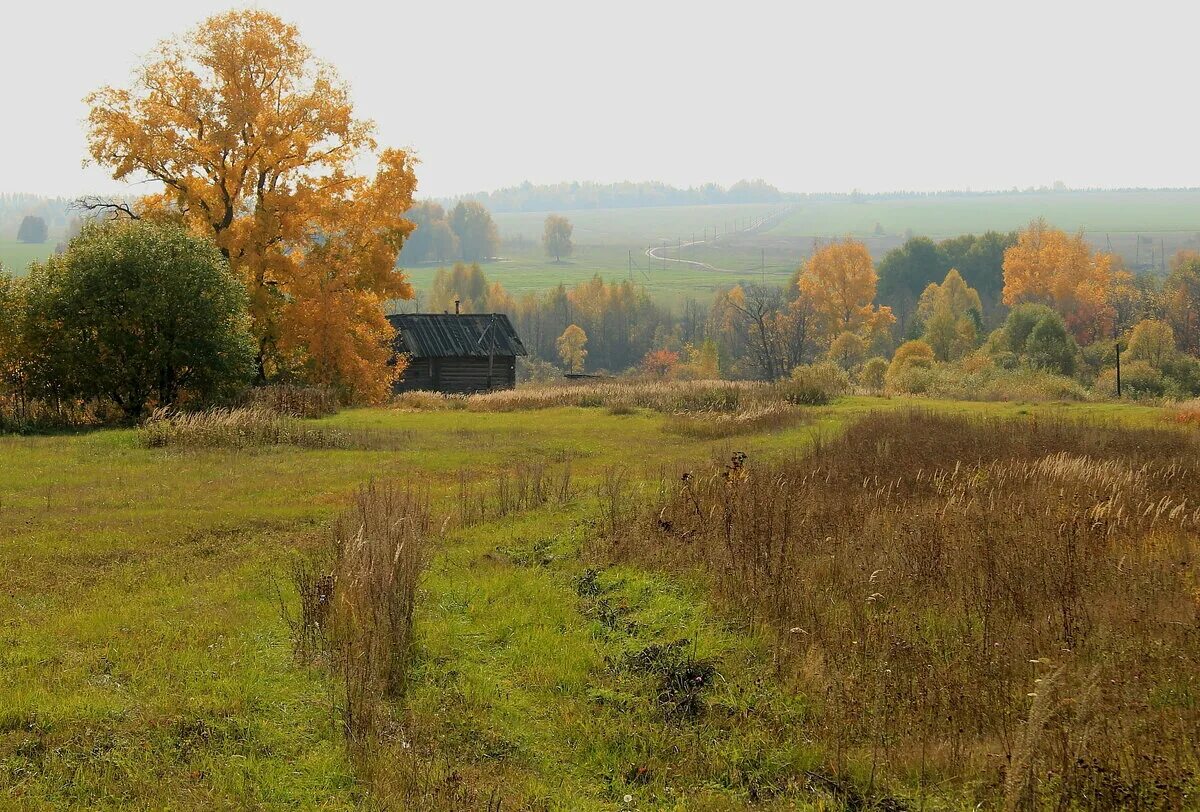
<box><xmin>1174</xmin><ymin>398</ymin><xmax>1200</xmax><ymax>427</ymax></box>
<box><xmin>598</xmin><ymin>411</ymin><xmax>1200</xmax><ymax>808</ymax></box>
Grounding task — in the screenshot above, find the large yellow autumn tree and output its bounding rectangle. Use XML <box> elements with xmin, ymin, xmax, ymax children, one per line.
<box><xmin>794</xmin><ymin>239</ymin><xmax>894</xmax><ymax>347</ymax></box>
<box><xmin>1002</xmin><ymin>219</ymin><xmax>1115</xmax><ymax>345</ymax></box>
<box><xmin>85</xmin><ymin>10</ymin><xmax>416</xmax><ymax>403</ymax></box>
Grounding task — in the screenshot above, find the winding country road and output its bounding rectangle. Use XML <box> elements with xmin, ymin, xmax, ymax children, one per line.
<box><xmin>644</xmin><ymin>205</ymin><xmax>796</xmax><ymax>273</ymax></box>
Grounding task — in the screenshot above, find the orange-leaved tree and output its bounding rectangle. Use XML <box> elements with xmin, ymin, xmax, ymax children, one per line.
<box><xmin>85</xmin><ymin>10</ymin><xmax>417</xmax><ymax>402</ymax></box>
<box><xmin>1001</xmin><ymin>219</ymin><xmax>1115</xmax><ymax>345</ymax></box>
<box><xmin>795</xmin><ymin>239</ymin><xmax>894</xmax><ymax>347</ymax></box>
<box><xmin>641</xmin><ymin>348</ymin><xmax>680</xmax><ymax>380</ymax></box>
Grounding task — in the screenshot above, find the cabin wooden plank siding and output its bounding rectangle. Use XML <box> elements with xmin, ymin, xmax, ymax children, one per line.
<box><xmin>388</xmin><ymin>313</ymin><xmax>528</xmax><ymax>394</ymax></box>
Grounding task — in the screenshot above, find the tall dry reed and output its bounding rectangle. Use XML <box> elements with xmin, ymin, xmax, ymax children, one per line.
<box><xmin>289</xmin><ymin>483</ymin><xmax>432</xmax><ymax>752</ymax></box>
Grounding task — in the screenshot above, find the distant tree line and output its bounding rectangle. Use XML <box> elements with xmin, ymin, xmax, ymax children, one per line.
<box><xmin>445</xmin><ymin>179</ymin><xmax>784</xmax><ymax>213</ymax></box>
<box><xmin>439</xmin><ymin>183</ymin><xmax>1200</xmax><ymax>215</ymax></box>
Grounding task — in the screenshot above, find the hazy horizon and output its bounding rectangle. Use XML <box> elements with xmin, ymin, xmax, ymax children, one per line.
<box><xmin>3</xmin><ymin>0</ymin><xmax>1199</xmax><ymax>200</ymax></box>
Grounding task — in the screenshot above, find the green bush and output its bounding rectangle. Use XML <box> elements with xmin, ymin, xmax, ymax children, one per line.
<box><xmin>783</xmin><ymin>363</ymin><xmax>851</xmax><ymax>405</ymax></box>
<box><xmin>1163</xmin><ymin>355</ymin><xmax>1200</xmax><ymax>397</ymax></box>
<box><xmin>857</xmin><ymin>357</ymin><xmax>889</xmax><ymax>391</ymax></box>
<box><xmin>885</xmin><ymin>361</ymin><xmax>1090</xmax><ymax>402</ymax></box>
<box><xmin>1000</xmin><ymin>303</ymin><xmax>1058</xmax><ymax>353</ymax></box>
<box><xmin>19</xmin><ymin>221</ymin><xmax>255</xmax><ymax>418</ymax></box>
<box><xmin>1094</xmin><ymin>361</ymin><xmax>1167</xmax><ymax>400</ymax></box>
<box><xmin>1024</xmin><ymin>314</ymin><xmax>1078</xmax><ymax>376</ymax></box>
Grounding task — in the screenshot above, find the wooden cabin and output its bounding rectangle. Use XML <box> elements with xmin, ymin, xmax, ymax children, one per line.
<box><xmin>388</xmin><ymin>312</ymin><xmax>528</xmax><ymax>394</ymax></box>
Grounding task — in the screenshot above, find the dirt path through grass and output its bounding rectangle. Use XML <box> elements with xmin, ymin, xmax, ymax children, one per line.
<box><xmin>391</xmin><ymin>505</ymin><xmax>818</xmax><ymax>810</ymax></box>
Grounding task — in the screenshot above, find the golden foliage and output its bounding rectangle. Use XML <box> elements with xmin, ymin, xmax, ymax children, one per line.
<box><xmin>85</xmin><ymin>10</ymin><xmax>416</xmax><ymax>402</ymax></box>
<box><xmin>1125</xmin><ymin>319</ymin><xmax>1175</xmax><ymax>369</ymax></box>
<box><xmin>1002</xmin><ymin>219</ymin><xmax>1115</xmax><ymax>344</ymax></box>
<box><xmin>556</xmin><ymin>324</ymin><xmax>588</xmax><ymax>373</ymax></box>
<box><xmin>795</xmin><ymin>239</ymin><xmax>894</xmax><ymax>345</ymax></box>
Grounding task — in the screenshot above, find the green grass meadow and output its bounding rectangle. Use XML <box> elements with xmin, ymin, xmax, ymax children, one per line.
<box><xmin>0</xmin><ymin>396</ymin><xmax>1180</xmax><ymax>809</ymax></box>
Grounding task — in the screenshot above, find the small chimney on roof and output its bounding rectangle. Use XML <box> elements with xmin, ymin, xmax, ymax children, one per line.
<box><xmin>454</xmin><ymin>299</ymin><xmax>461</xmax><ymax>315</ymax></box>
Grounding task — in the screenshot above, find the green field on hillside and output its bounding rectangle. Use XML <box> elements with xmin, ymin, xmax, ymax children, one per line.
<box><xmin>0</xmin><ymin>241</ymin><xmax>53</xmax><ymax>274</ymax></box>
<box><xmin>770</xmin><ymin>190</ymin><xmax>1200</xmax><ymax>239</ymax></box>
<box><xmin>492</xmin><ymin>203</ymin><xmax>786</xmax><ymax>247</ymax></box>
<box><xmin>403</xmin><ymin>241</ymin><xmax>795</xmax><ymax>305</ymax></box>
<box><xmin>1</xmin><ymin>395</ymin><xmax>1186</xmax><ymax>809</ymax></box>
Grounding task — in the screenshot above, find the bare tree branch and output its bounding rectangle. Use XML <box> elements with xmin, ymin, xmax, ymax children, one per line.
<box><xmin>72</xmin><ymin>197</ymin><xmax>140</xmax><ymax>221</ymax></box>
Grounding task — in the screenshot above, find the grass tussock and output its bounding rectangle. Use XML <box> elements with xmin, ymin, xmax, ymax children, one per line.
<box><xmin>396</xmin><ymin>378</ymin><xmax>846</xmax><ymax>415</ymax></box>
<box><xmin>139</xmin><ymin>408</ymin><xmax>348</xmax><ymax>449</ymax></box>
<box><xmin>664</xmin><ymin>403</ymin><xmax>809</xmax><ymax>438</ymax></box>
<box><xmin>289</xmin><ymin>483</ymin><xmax>430</xmax><ymax>753</ymax></box>
<box><xmin>240</xmin><ymin>384</ymin><xmax>340</xmax><ymax>418</ymax></box>
<box><xmin>391</xmin><ymin>390</ymin><xmax>469</xmax><ymax>412</ymax></box>
<box><xmin>0</xmin><ymin>394</ymin><xmax>118</xmax><ymax>433</ymax></box>
<box><xmin>138</xmin><ymin>408</ymin><xmax>412</xmax><ymax>450</ymax></box>
<box><xmin>885</xmin><ymin>364</ymin><xmax>1092</xmax><ymax>402</ymax></box>
<box><xmin>599</xmin><ymin>411</ymin><xmax>1200</xmax><ymax>807</ymax></box>
<box><xmin>454</xmin><ymin>458</ymin><xmax>574</xmax><ymax>528</ymax></box>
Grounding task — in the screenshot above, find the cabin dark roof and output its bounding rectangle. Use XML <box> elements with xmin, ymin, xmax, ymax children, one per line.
<box><xmin>387</xmin><ymin>313</ymin><xmax>527</xmax><ymax>359</ymax></box>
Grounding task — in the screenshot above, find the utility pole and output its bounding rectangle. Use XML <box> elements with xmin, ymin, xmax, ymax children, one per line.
<box><xmin>1115</xmin><ymin>325</ymin><xmax>1123</xmax><ymax>399</ymax></box>
<box><xmin>628</xmin><ymin>250</ymin><xmax>633</xmax><ymax>281</ymax></box>
<box><xmin>761</xmin><ymin>248</ymin><xmax>766</xmax><ymax>285</ymax></box>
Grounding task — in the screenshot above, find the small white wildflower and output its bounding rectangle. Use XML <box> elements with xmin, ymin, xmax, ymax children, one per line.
<box><xmin>624</xmin><ymin>794</ymin><xmax>633</xmax><ymax>804</ymax></box>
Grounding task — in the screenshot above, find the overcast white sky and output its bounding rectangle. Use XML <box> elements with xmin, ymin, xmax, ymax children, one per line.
<box><xmin>2</xmin><ymin>0</ymin><xmax>1196</xmax><ymax>199</ymax></box>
